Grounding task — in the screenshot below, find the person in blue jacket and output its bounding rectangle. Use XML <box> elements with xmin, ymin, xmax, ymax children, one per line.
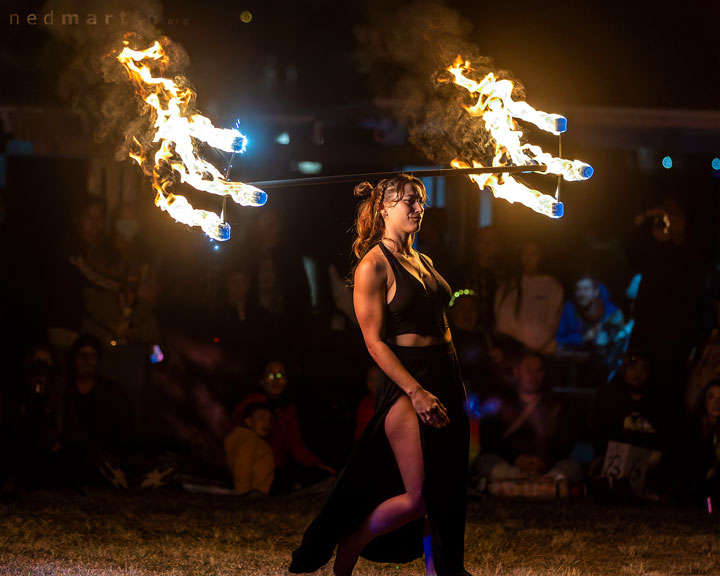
<box><xmin>556</xmin><ymin>274</ymin><xmax>623</xmax><ymax>351</ymax></box>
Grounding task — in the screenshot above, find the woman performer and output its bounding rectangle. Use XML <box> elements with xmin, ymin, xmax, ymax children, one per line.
<box><xmin>289</xmin><ymin>175</ymin><xmax>471</xmax><ymax>576</ymax></box>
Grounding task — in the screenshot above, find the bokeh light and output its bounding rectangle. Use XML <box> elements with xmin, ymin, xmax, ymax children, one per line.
<box><xmin>712</xmin><ymin>157</ymin><xmax>720</xmax><ymax>170</ymax></box>
<box><xmin>240</xmin><ymin>11</ymin><xmax>253</xmax><ymax>23</ymax></box>
<box><xmin>662</xmin><ymin>156</ymin><xmax>673</xmax><ymax>169</ymax></box>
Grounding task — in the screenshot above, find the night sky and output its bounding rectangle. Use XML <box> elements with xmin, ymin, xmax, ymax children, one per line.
<box><xmin>3</xmin><ymin>1</ymin><xmax>719</xmax><ymax>110</ymax></box>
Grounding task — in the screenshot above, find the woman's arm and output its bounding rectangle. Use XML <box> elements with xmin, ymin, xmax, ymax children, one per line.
<box><xmin>353</xmin><ymin>253</ymin><xmax>449</xmax><ymax>427</ymax></box>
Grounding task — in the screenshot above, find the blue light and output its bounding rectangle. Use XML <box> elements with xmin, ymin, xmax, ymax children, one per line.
<box><xmin>712</xmin><ymin>158</ymin><xmax>720</xmax><ymax>171</ymax></box>
<box><xmin>297</xmin><ymin>161</ymin><xmax>322</xmax><ymax>174</ymax></box>
<box><xmin>213</xmin><ymin>244</ymin><xmax>220</xmax><ymax>251</ymax></box>
<box><xmin>275</xmin><ymin>132</ymin><xmax>290</xmax><ymax>145</ymax></box>
<box><xmin>662</xmin><ymin>156</ymin><xmax>673</xmax><ymax>169</ymax></box>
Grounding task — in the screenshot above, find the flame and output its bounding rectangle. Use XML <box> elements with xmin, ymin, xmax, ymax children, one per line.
<box><xmin>117</xmin><ymin>40</ymin><xmax>267</xmax><ymax>241</ymax></box>
<box><xmin>442</xmin><ymin>56</ymin><xmax>593</xmax><ymax>218</ymax></box>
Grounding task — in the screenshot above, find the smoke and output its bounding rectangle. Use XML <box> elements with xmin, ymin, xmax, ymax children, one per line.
<box><xmin>41</xmin><ymin>0</ymin><xmax>188</xmax><ymax>160</ymax></box>
<box><xmin>356</xmin><ymin>0</ymin><xmax>525</xmax><ymax>166</ymax></box>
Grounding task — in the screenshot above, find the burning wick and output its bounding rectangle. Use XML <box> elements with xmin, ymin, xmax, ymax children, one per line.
<box><xmin>117</xmin><ymin>41</ymin><xmax>267</xmax><ymax>241</ymax></box>
<box><xmin>442</xmin><ymin>56</ymin><xmax>594</xmax><ymax>218</ymax></box>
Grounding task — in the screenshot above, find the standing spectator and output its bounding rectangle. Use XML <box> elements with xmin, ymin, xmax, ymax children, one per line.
<box><xmin>207</xmin><ymin>263</ymin><xmax>274</xmax><ymax>398</ymax></box>
<box><xmin>81</xmin><ymin>201</ymin><xmax>158</xmax><ymax>347</ymax></box>
<box><xmin>495</xmin><ymin>239</ymin><xmax>564</xmax><ymax>354</ymax></box>
<box><xmin>247</xmin><ymin>210</ymin><xmax>312</xmax><ymax>341</ymax></box>
<box><xmin>630</xmin><ymin>197</ymin><xmax>707</xmax><ymax>413</ymax></box>
<box><xmin>415</xmin><ymin>207</ymin><xmax>452</xmax><ymax>274</ymax></box>
<box><xmin>224</xmin><ymin>402</ymin><xmax>275</xmax><ymax>495</ymax></box>
<box><xmin>46</xmin><ymin>194</ymin><xmax>107</xmax><ymax>365</ymax></box>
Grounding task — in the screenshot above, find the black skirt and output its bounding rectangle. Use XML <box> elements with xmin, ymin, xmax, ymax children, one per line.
<box><xmin>289</xmin><ymin>341</ymin><xmax>471</xmax><ymax>576</ymax></box>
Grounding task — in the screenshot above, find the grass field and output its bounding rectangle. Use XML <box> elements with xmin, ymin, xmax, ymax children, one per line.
<box><xmin>1</xmin><ymin>485</ymin><xmax>718</xmax><ymax>576</ymax></box>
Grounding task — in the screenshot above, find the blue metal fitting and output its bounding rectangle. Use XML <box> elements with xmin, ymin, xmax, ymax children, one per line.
<box><xmin>231</xmin><ymin>136</ymin><xmax>246</xmax><ymax>153</ymax></box>
<box><xmin>216</xmin><ymin>222</ymin><xmax>231</xmax><ymax>241</ymax></box>
<box><xmin>579</xmin><ymin>165</ymin><xmax>594</xmax><ymax>179</ymax></box>
<box><xmin>554</xmin><ymin>116</ymin><xmax>567</xmax><ymax>134</ymax></box>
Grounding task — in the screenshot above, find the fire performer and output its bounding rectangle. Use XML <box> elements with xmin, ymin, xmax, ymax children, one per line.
<box><xmin>290</xmin><ymin>175</ymin><xmax>471</xmax><ymax>576</ymax></box>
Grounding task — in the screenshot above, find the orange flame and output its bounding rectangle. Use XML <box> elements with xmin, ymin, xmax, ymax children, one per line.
<box><xmin>117</xmin><ymin>40</ymin><xmax>267</xmax><ymax>240</ymax></box>
<box><xmin>442</xmin><ymin>56</ymin><xmax>593</xmax><ymax>218</ymax></box>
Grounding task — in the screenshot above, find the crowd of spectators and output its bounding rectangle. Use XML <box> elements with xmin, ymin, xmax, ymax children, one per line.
<box><xmin>1</xmin><ymin>189</ymin><xmax>718</xmax><ymax>514</ymax></box>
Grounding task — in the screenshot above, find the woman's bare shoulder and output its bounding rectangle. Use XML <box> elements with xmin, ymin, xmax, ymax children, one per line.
<box><xmin>355</xmin><ymin>246</ymin><xmax>387</xmax><ymax>283</ymax></box>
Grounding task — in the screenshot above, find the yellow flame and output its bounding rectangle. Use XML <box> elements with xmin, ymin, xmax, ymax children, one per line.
<box><xmin>443</xmin><ymin>56</ymin><xmax>593</xmax><ymax>218</ymax></box>
<box><xmin>117</xmin><ymin>40</ymin><xmax>267</xmax><ymax>240</ymax></box>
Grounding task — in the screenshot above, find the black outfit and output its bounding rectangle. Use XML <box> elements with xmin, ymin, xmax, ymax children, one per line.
<box><xmin>591</xmin><ymin>379</ymin><xmax>666</xmax><ymax>455</ymax></box>
<box><xmin>290</xmin><ymin>243</ymin><xmax>471</xmax><ymax>576</ymax></box>
<box><xmin>61</xmin><ymin>376</ymin><xmax>135</xmax><ymax>482</ymax></box>
<box><xmin>629</xmin><ymin>230</ymin><xmax>707</xmax><ymax>414</ymax></box>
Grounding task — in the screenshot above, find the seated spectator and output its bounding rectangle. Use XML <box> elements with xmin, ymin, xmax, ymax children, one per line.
<box><xmin>470</xmin><ymin>350</ymin><xmax>581</xmax><ymax>495</ymax></box>
<box><xmin>591</xmin><ymin>350</ymin><xmax>665</xmax><ymax>455</ymax></box>
<box><xmin>495</xmin><ymin>239</ymin><xmax>563</xmax><ymax>354</ymax></box>
<box><xmin>686</xmin><ymin>298</ymin><xmax>720</xmax><ymax>414</ymax></box>
<box><xmin>451</xmin><ymin>226</ymin><xmax>508</xmax><ymax>331</ymax></box>
<box><xmin>353</xmin><ymin>364</ymin><xmax>380</xmax><ymax>442</ymax></box>
<box><xmin>556</xmin><ymin>275</ymin><xmax>624</xmax><ymax>351</ymax></box>
<box><xmin>60</xmin><ymin>333</ymin><xmax>136</xmax><ymax>486</ymax></box>
<box><xmin>224</xmin><ymin>402</ymin><xmax>275</xmax><ymax>494</ymax></box>
<box><xmin>589</xmin><ymin>350</ymin><xmax>667</xmax><ymax>499</ymax></box>
<box><xmin>233</xmin><ymin>360</ymin><xmax>336</xmax><ymax>493</ymax></box>
<box><xmin>0</xmin><ymin>343</ymin><xmax>62</xmax><ymax>489</ymax></box>
<box><xmin>448</xmin><ymin>290</ymin><xmax>497</xmax><ymax>393</ymax></box>
<box><xmin>671</xmin><ymin>379</ymin><xmax>720</xmax><ymax>507</ymax></box>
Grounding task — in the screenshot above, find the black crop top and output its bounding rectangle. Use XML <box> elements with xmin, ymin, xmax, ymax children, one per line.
<box><xmin>379</xmin><ymin>242</ymin><xmax>453</xmax><ymax>338</ymax></box>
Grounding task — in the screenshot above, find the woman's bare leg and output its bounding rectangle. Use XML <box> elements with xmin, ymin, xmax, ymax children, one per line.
<box><xmin>333</xmin><ymin>396</ymin><xmax>426</xmax><ymax>576</ymax></box>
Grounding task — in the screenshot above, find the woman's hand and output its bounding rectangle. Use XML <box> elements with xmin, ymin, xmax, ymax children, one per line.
<box><xmin>409</xmin><ymin>388</ymin><xmax>450</xmax><ymax>428</ymax></box>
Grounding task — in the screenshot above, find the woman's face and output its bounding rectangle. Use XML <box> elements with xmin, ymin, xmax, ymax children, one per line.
<box><xmin>705</xmin><ymin>385</ymin><xmax>720</xmax><ymax>420</ymax></box>
<box><xmin>384</xmin><ymin>183</ymin><xmax>424</xmax><ymax>236</ymax></box>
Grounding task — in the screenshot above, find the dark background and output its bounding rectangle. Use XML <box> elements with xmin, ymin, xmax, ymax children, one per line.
<box><xmin>1</xmin><ymin>0</ymin><xmax>720</xmax><ymax>339</ymax></box>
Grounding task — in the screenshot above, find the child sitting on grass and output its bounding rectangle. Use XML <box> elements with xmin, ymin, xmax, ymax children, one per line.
<box><xmin>224</xmin><ymin>402</ymin><xmax>274</xmax><ymax>495</ymax></box>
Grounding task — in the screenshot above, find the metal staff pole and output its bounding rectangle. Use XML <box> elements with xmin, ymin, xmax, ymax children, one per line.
<box><xmin>247</xmin><ymin>164</ymin><xmax>548</xmax><ymax>189</ymax></box>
